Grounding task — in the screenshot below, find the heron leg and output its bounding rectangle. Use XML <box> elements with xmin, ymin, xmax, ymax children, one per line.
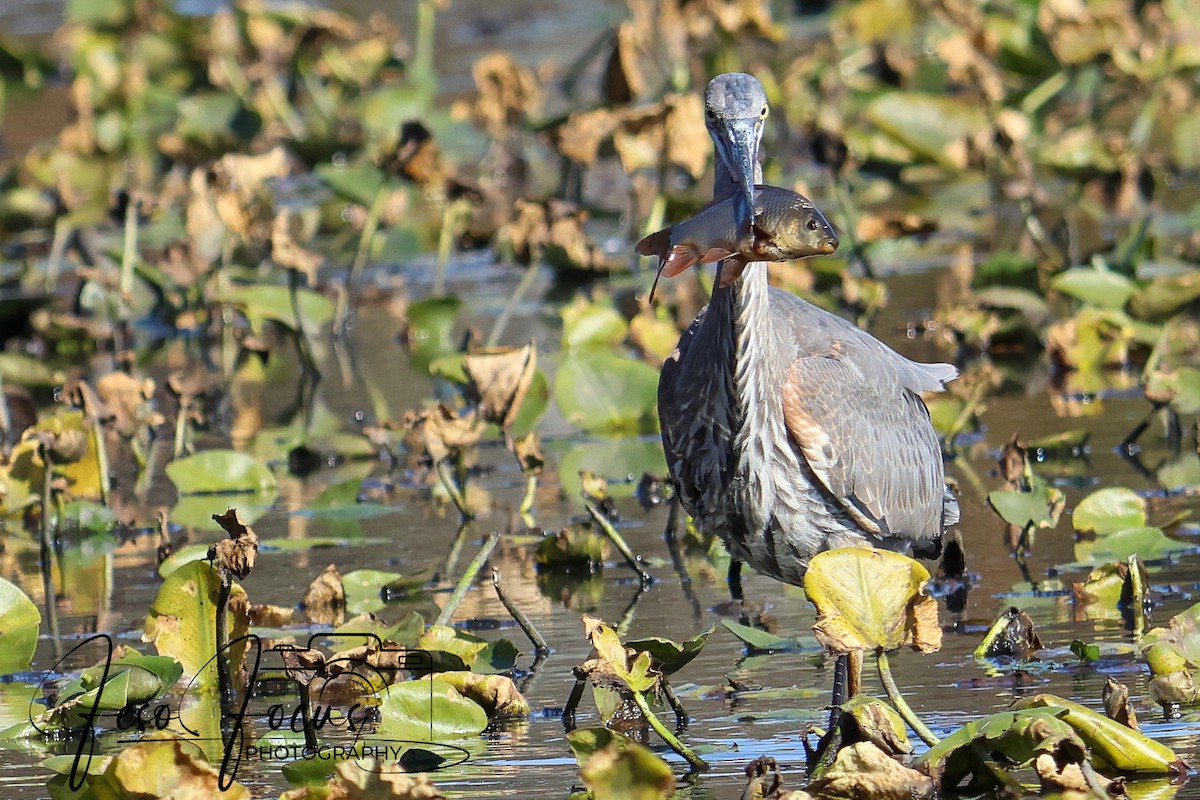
<box><xmin>827</xmin><ymin>653</ymin><xmax>848</xmax><ymax>731</ymax></box>
<box><xmin>727</xmin><ymin>559</ymin><xmax>744</xmax><ymax>603</ymax></box>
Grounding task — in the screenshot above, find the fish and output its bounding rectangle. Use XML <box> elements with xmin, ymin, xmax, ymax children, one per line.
<box><xmin>636</xmin><ymin>185</ymin><xmax>838</xmax><ymax>299</ymax></box>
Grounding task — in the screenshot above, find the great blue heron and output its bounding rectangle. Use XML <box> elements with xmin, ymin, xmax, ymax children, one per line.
<box><xmin>657</xmin><ymin>72</ymin><xmax>959</xmax><ymax>699</ymax></box>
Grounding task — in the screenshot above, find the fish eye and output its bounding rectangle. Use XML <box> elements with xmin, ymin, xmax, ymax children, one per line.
<box><xmin>806</xmin><ymin>219</ymin><xmax>819</xmax><ymax>231</ymax></box>
<box><xmin>706</xmin><ymin>108</ymin><xmax>715</xmax><ymax>119</ymax></box>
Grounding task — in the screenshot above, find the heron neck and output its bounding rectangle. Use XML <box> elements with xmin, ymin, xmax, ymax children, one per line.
<box><xmin>730</xmin><ymin>261</ymin><xmax>773</xmax><ymax>429</ymax></box>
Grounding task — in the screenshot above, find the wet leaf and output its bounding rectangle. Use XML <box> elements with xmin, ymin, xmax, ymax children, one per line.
<box><xmin>1074</xmin><ymin>526</ymin><xmax>1193</xmax><ymax>564</ymax></box>
<box><xmin>0</xmin><ymin>578</ymin><xmax>40</xmax><ymax>673</ymax></box>
<box><xmin>1145</xmin><ymin>367</ymin><xmax>1200</xmax><ymax>415</ymax></box>
<box><xmin>580</xmin><ymin>615</ymin><xmax>659</xmax><ymax>694</ymax></box>
<box><xmin>166</xmin><ymin>450</ymin><xmax>277</xmax><ymax>495</ymax></box>
<box><xmin>554</xmin><ymin>351</ymin><xmax>659</xmax><ymax>434</ymax></box>
<box><xmin>579</xmin><ymin>735</ymin><xmax>675</xmax><ymax>800</ymax></box>
<box><xmin>377</xmin><ymin>679</ymin><xmax>488</xmax><ymax>741</ymax></box>
<box><xmin>1012</xmin><ymin>694</ymin><xmax>1187</xmax><ymax>775</ymax></box>
<box><xmin>143</xmin><ymin>560</ymin><xmax>248</xmax><ymax>688</ymax></box>
<box><xmin>1141</xmin><ymin>601</ymin><xmax>1200</xmax><ymax>674</ymax></box>
<box><xmin>803</xmin><ymin>548</ymin><xmax>941</xmax><ymax>654</ymax></box>
<box><xmin>839</xmin><ymin>696</ymin><xmax>912</xmax><ymax>756</ymax></box>
<box><xmin>556</xmin><ymin>440</ymin><xmax>667</xmax><ymax>499</ymax></box>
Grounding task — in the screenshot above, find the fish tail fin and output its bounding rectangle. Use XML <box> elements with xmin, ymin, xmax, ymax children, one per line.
<box><xmin>635</xmin><ymin>229</ymin><xmax>671</xmax><ymax>259</ymax></box>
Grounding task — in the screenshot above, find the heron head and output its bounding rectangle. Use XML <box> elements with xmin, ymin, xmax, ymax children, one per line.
<box><xmin>705</xmin><ymin>73</ymin><xmax>767</xmax><ymax>240</ymax></box>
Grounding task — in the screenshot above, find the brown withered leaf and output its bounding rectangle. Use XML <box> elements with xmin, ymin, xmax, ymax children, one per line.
<box><xmin>271</xmin><ymin>208</ymin><xmax>324</xmax><ymax>281</ymax></box>
<box><xmin>279</xmin><ymin>757</ymin><xmax>445</xmax><ymax>800</ymax></box>
<box><xmin>215</xmin><ymin>146</ymin><xmax>292</xmax><ymax>200</ymax></box>
<box><xmin>249</xmin><ymin>604</ymin><xmax>296</xmax><ymax>627</ymax></box>
<box><xmin>404</xmin><ymin>404</ymin><xmax>485</xmax><ymax>463</ymax></box>
<box><xmin>210</xmin><ymin>508</ymin><xmax>259</xmax><ymax>580</ymax></box>
<box><xmin>186</xmin><ymin>168</ymin><xmax>227</xmax><ymax>266</ymax></box>
<box><xmin>463</xmin><ymin>342</ymin><xmax>537</xmax><ymax>428</ymax></box>
<box><xmin>302</xmin><ymin>564</ymin><xmax>346</xmax><ymax>626</ymax></box>
<box><xmin>278</xmin><ymin>646</ymin><xmax>326</xmax><ymax>687</ymax></box>
<box><xmin>807</xmin><ymin>742</ymin><xmax>936</xmax><ymax>800</ymax></box>
<box><xmin>468</xmin><ymin>52</ymin><xmax>543</xmax><ymax>137</ymax></box>
<box><xmin>556</xmin><ymin>108</ymin><xmax>622</xmax><ymax>167</ymax></box>
<box><xmin>96</xmin><ymin>372</ymin><xmax>163</xmax><ymax>438</ymax></box>
<box><xmin>1103</xmin><ymin>675</ymin><xmax>1139</xmax><ymax>731</ymax></box>
<box><xmin>511</xmin><ymin>432</ymin><xmax>544</xmax><ymax>475</ymax></box>
<box><xmin>1034</xmin><ymin>753</ymin><xmax>1123</xmax><ymax>797</ymax></box>
<box><xmin>431</xmin><ymin>672</ymin><xmax>531</xmax><ymax>717</ymax></box>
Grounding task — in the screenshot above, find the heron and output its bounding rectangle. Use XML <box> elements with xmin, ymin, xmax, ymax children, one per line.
<box><xmin>657</xmin><ymin>72</ymin><xmax>959</xmax><ymax>709</ymax></box>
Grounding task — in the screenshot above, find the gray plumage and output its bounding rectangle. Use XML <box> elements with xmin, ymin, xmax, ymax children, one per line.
<box><xmin>658</xmin><ymin>73</ymin><xmax>958</xmax><ymax>586</ymax></box>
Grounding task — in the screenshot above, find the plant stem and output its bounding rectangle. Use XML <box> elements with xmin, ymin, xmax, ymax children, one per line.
<box><xmin>486</xmin><ymin>261</ymin><xmax>540</xmax><ymax>348</ymax></box>
<box><xmin>877</xmin><ymin>650</ymin><xmax>939</xmax><ymax>746</ymax></box>
<box><xmin>38</xmin><ymin>448</ymin><xmax>60</xmax><ymax>654</ymax></box>
<box><xmin>414</xmin><ymin>0</ymin><xmax>437</xmax><ymax>87</ymax></box>
<box><xmin>342</xmin><ymin>184</ymin><xmax>388</xmax><ymax>334</ymax></box>
<box><xmin>491</xmin><ymin>568</ymin><xmax>548</xmax><ymax>655</ymax></box>
<box><xmin>434</xmin><ymin>532</ymin><xmax>499</xmax><ymax>627</ymax></box>
<box><xmin>434</xmin><ymin>458</ymin><xmax>474</xmax><ymax>520</ymax></box>
<box><xmin>518</xmin><ymin>474</ymin><xmax>537</xmax><ymax>525</ymax></box>
<box><xmin>631</xmin><ymin>689</ymin><xmax>708</xmax><ymax>771</ymax></box>
<box><xmin>215</xmin><ymin>574</ymin><xmax>233</xmax><ymax>714</ymax></box>
<box><xmin>585</xmin><ymin>500</ymin><xmax>652</xmax><ymax>587</ymax></box>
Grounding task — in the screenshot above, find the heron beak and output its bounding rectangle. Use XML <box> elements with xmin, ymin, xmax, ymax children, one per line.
<box><xmin>715</xmin><ymin>118</ymin><xmax>759</xmax><ymax>240</ymax></box>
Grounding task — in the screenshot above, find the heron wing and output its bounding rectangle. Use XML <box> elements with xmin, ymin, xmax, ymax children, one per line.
<box><xmin>782</xmin><ymin>352</ymin><xmax>946</xmax><ymax>539</ymax></box>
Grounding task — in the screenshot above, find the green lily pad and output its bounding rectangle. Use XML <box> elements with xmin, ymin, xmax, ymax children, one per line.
<box><xmin>554</xmin><ymin>351</ymin><xmax>659</xmax><ymax>435</ymax></box>
<box><xmin>626</xmin><ymin>626</ymin><xmax>714</xmax><ymax>676</ymax></box>
<box><xmin>377</xmin><ymin>679</ymin><xmax>488</xmax><ymax>742</ymax></box>
<box><xmin>862</xmin><ymin>92</ymin><xmax>987</xmax><ymax>168</ymax></box>
<box><xmin>720</xmin><ymin>619</ymin><xmax>818</xmax><ymax>653</ymax></box>
<box><xmin>987</xmin><ymin>477</ymin><xmax>1064</xmax><ymax>530</ymax></box>
<box><xmin>315</xmin><ymin>159</ymin><xmax>388</xmax><ymax>207</ymax></box>
<box><xmin>579</xmin><ymin>735</ymin><xmax>675</xmax><ymax>800</ymax></box>
<box><xmin>1051</xmin><ymin>267</ymin><xmax>1137</xmax><ymax>310</ymax></box>
<box><xmin>218</xmin><ymin>285</ymin><xmax>334</xmax><ymax>338</ymax></box>
<box><xmin>1072</xmin><ymin>487</ymin><xmax>1147</xmax><ymax>534</ymax></box>
<box><xmin>143</xmin><ymin>561</ymin><xmax>247</xmax><ymax>688</ymax></box>
<box><xmin>1011</xmin><ymin>694</ymin><xmax>1186</xmax><ymax>775</ymax></box>
<box><xmin>562</xmin><ymin>298</ymin><xmax>628</xmax><ymax>350</ymax></box>
<box><xmin>166</xmin><ymin>450</ymin><xmax>277</xmax><ymax>495</ymax></box>
<box><xmin>405</xmin><ymin>296</ymin><xmax>462</xmax><ymax>372</ymax></box>
<box><xmin>1073</xmin><ymin>526</ymin><xmax>1193</xmax><ymax>564</ymax></box>
<box><xmin>0</xmin><ymin>578</ymin><xmax>40</xmax><ymax>673</ymax></box>
<box><xmin>555</xmin><ymin>439</ymin><xmax>667</xmax><ymax>499</ymax></box>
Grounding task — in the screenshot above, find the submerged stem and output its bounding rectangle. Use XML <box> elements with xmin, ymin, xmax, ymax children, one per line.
<box><xmin>434</xmin><ymin>532</ymin><xmax>500</xmax><ymax>627</ymax></box>
<box><xmin>491</xmin><ymin>567</ymin><xmax>548</xmax><ymax>655</ymax></box>
<box><xmin>585</xmin><ymin>500</ymin><xmax>652</xmax><ymax>587</ymax></box>
<box><xmin>631</xmin><ymin>689</ymin><xmax>708</xmax><ymax>772</ymax></box>
<box><xmin>876</xmin><ymin>649</ymin><xmax>939</xmax><ymax>746</ymax></box>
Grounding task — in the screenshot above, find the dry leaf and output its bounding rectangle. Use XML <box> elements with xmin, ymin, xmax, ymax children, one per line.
<box><xmin>302</xmin><ymin>564</ymin><xmax>346</xmax><ymax>625</ymax></box>
<box><xmin>463</xmin><ymin>342</ymin><xmax>537</xmax><ymax>428</ymax></box>
<box><xmin>210</xmin><ymin>508</ymin><xmax>259</xmax><ymax>580</ymax></box>
<box><xmin>808</xmin><ymin>742</ymin><xmax>935</xmax><ymax>800</ymax></box>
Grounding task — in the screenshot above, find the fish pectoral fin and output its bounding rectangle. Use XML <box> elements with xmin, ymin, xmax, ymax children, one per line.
<box><xmin>662</xmin><ymin>245</ymin><xmax>702</xmax><ymax>276</ymax></box>
<box><xmin>698</xmin><ymin>247</ymin><xmax>735</xmax><ymax>264</ymax></box>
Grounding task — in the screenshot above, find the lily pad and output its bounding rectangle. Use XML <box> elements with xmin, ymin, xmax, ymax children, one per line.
<box><xmin>166</xmin><ymin>450</ymin><xmax>277</xmax><ymax>495</ymax></box>
<box><xmin>803</xmin><ymin>548</ymin><xmax>941</xmax><ymax>654</ymax></box>
<box><xmin>554</xmin><ymin>351</ymin><xmax>659</xmax><ymax>434</ymax></box>
<box><xmin>377</xmin><ymin>679</ymin><xmax>488</xmax><ymax>742</ymax></box>
<box><xmin>0</xmin><ymin>578</ymin><xmax>40</xmax><ymax>673</ymax></box>
<box><xmin>626</xmin><ymin>626</ymin><xmax>714</xmax><ymax>676</ymax></box>
<box><xmin>1073</xmin><ymin>487</ymin><xmax>1147</xmax><ymax>535</ymax></box>
<box><xmin>987</xmin><ymin>476</ymin><xmax>1064</xmax><ymax>530</ymax></box>
<box><xmin>720</xmin><ymin>619</ymin><xmax>818</xmax><ymax>653</ymax></box>
<box><xmin>1051</xmin><ymin>267</ymin><xmax>1137</xmax><ymax>310</ymax></box>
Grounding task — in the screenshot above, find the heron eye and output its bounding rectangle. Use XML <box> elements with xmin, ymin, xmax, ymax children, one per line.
<box><xmin>760</xmin><ymin>106</ymin><xmax>768</xmax><ymax>117</ymax></box>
